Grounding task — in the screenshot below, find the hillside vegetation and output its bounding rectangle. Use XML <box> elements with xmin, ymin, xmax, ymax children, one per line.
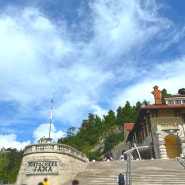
<box><xmin>0</xmin><ymin>148</ymin><xmax>23</xmax><ymax>183</ymax></box>
<box><xmin>58</xmin><ymin>100</ymin><xmax>148</xmax><ymax>160</ymax></box>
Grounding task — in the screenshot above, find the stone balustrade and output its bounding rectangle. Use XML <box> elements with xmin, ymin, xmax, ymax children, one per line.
<box><xmin>24</xmin><ymin>143</ymin><xmax>89</xmax><ymax>163</ymax></box>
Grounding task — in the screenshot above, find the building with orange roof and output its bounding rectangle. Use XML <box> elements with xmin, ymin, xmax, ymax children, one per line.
<box><xmin>126</xmin><ymin>86</ymin><xmax>185</xmax><ymax>159</ymax></box>
<box><xmin>123</xmin><ymin>123</ymin><xmax>134</xmax><ymax>143</ymax></box>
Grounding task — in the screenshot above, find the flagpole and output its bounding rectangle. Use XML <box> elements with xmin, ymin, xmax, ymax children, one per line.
<box><xmin>49</xmin><ymin>93</ymin><xmax>54</xmax><ymax>139</ymax></box>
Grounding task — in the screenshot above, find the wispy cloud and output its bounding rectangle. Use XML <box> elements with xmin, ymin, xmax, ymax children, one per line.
<box><xmin>0</xmin><ymin>0</ymin><xmax>185</xmax><ymax>149</ymax></box>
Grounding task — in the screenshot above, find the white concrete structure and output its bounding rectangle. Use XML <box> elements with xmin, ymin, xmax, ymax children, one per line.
<box><xmin>16</xmin><ymin>143</ymin><xmax>89</xmax><ymax>185</ymax></box>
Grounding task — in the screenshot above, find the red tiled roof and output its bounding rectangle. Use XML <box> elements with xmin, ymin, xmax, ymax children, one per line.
<box><xmin>164</xmin><ymin>94</ymin><xmax>185</xmax><ymax>97</ymax></box>
<box><xmin>124</xmin><ymin>123</ymin><xmax>134</xmax><ymax>131</ymax></box>
<box><xmin>141</xmin><ymin>104</ymin><xmax>185</xmax><ymax>109</ymax></box>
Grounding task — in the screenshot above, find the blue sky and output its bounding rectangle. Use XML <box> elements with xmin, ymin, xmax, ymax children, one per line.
<box><xmin>0</xmin><ymin>0</ymin><xmax>185</xmax><ymax>150</ymax></box>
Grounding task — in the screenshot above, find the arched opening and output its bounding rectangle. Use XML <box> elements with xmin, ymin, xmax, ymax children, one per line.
<box><xmin>164</xmin><ymin>134</ymin><xmax>180</xmax><ymax>158</ymax></box>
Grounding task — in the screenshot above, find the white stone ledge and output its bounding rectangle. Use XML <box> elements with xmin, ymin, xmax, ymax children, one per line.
<box><xmin>24</xmin><ymin>143</ymin><xmax>89</xmax><ymax>163</ymax></box>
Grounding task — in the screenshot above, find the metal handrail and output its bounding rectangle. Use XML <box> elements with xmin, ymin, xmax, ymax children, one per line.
<box><xmin>176</xmin><ymin>157</ymin><xmax>185</xmax><ymax>168</ymax></box>
<box><xmin>126</xmin><ymin>155</ymin><xmax>132</xmax><ymax>185</ymax></box>
<box><xmin>0</xmin><ymin>179</ymin><xmax>11</xmax><ymax>184</ymax></box>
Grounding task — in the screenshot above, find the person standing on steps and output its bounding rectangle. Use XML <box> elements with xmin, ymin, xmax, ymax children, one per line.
<box><xmin>72</xmin><ymin>179</ymin><xmax>79</xmax><ymax>185</ymax></box>
<box><xmin>117</xmin><ymin>173</ymin><xmax>125</xmax><ymax>185</ymax></box>
<box><xmin>43</xmin><ymin>178</ymin><xmax>50</xmax><ymax>185</ymax></box>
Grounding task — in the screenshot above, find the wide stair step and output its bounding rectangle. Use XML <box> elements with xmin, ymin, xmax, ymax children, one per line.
<box><xmin>131</xmin><ymin>159</ymin><xmax>185</xmax><ymax>185</ymax></box>
<box><xmin>72</xmin><ymin>159</ymin><xmax>185</xmax><ymax>185</ymax></box>
<box><xmin>74</xmin><ymin>160</ymin><xmax>127</xmax><ymax>185</ymax></box>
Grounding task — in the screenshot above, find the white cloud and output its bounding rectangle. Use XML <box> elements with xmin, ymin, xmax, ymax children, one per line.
<box><xmin>0</xmin><ymin>134</ymin><xmax>30</xmax><ymax>150</ymax></box>
<box><xmin>32</xmin><ymin>123</ymin><xmax>65</xmax><ymax>143</ymax></box>
<box><xmin>90</xmin><ymin>104</ymin><xmax>108</xmax><ymax>118</ymax></box>
<box><xmin>113</xmin><ymin>57</ymin><xmax>185</xmax><ymax>108</ymax></box>
<box><xmin>89</xmin><ymin>0</ymin><xmax>172</xmax><ymax>59</ymax></box>
<box><xmin>0</xmin><ymin>0</ymin><xmax>185</xmax><ymax>148</ymax></box>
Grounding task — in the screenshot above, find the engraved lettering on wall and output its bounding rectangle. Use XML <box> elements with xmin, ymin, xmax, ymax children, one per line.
<box><xmin>26</xmin><ymin>161</ymin><xmax>59</xmax><ymax>174</ymax></box>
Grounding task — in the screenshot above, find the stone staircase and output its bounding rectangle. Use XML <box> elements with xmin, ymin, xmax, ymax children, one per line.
<box><xmin>72</xmin><ymin>159</ymin><xmax>185</xmax><ymax>185</ymax></box>
<box><xmin>131</xmin><ymin>159</ymin><xmax>185</xmax><ymax>185</ymax></box>
<box><xmin>73</xmin><ymin>160</ymin><xmax>127</xmax><ymax>185</ymax></box>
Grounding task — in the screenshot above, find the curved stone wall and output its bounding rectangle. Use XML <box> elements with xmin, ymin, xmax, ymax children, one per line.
<box><xmin>16</xmin><ymin>143</ymin><xmax>89</xmax><ymax>185</ymax></box>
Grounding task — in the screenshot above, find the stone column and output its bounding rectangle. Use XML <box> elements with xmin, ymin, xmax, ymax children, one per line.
<box><xmin>158</xmin><ymin>125</ymin><xmax>168</xmax><ymax>159</ymax></box>
<box><xmin>152</xmin><ymin>126</ymin><xmax>160</xmax><ymax>159</ymax></box>
<box><xmin>158</xmin><ymin>143</ymin><xmax>168</xmax><ymax>159</ymax></box>
<box><xmin>180</xmin><ymin>141</ymin><xmax>185</xmax><ymax>157</ymax></box>
<box><xmin>179</xmin><ymin>124</ymin><xmax>185</xmax><ymax>157</ymax></box>
<box><xmin>152</xmin><ymin>125</ymin><xmax>168</xmax><ymax>159</ymax></box>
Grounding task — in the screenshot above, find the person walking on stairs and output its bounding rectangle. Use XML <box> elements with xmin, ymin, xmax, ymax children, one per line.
<box><xmin>117</xmin><ymin>172</ymin><xmax>125</xmax><ymax>185</ymax></box>
<box><xmin>72</xmin><ymin>179</ymin><xmax>79</xmax><ymax>185</ymax></box>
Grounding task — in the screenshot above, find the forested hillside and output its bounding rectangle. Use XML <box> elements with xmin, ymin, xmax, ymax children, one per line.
<box><xmin>58</xmin><ymin>100</ymin><xmax>149</xmax><ymax>160</ymax></box>
<box><xmin>0</xmin><ymin>148</ymin><xmax>23</xmax><ymax>183</ymax></box>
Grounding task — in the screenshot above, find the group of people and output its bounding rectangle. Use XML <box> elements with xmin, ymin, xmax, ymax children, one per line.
<box><xmin>120</xmin><ymin>150</ymin><xmax>134</xmax><ymax>161</ymax></box>
<box><xmin>37</xmin><ymin>176</ymin><xmax>123</xmax><ymax>185</ymax></box>
<box><xmin>36</xmin><ymin>175</ymin><xmax>124</xmax><ymax>185</ymax></box>
<box><xmin>37</xmin><ymin>178</ymin><xmax>80</xmax><ymax>185</ymax></box>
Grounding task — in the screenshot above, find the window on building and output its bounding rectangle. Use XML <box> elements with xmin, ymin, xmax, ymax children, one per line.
<box><xmin>182</xmin><ymin>100</ymin><xmax>185</xmax><ymax>104</ymax></box>
<box><xmin>175</xmin><ymin>100</ymin><xmax>181</xmax><ymax>104</ymax></box>
<box><xmin>168</xmin><ymin>100</ymin><xmax>174</xmax><ymax>104</ymax></box>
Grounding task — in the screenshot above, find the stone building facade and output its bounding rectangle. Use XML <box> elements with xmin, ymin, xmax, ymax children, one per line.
<box><xmin>126</xmin><ymin>86</ymin><xmax>185</xmax><ymax>159</ymax></box>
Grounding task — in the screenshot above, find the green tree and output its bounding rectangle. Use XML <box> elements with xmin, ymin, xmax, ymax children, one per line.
<box><xmin>161</xmin><ymin>88</ymin><xmax>168</xmax><ymax>97</ymax></box>
<box><xmin>103</xmin><ymin>110</ymin><xmax>116</xmax><ymax>125</ymax></box>
<box><xmin>178</xmin><ymin>88</ymin><xmax>185</xmax><ymax>94</ymax></box>
<box><xmin>161</xmin><ymin>88</ymin><xmax>171</xmax><ymax>103</ymax></box>
<box><xmin>135</xmin><ymin>101</ymin><xmax>142</xmax><ymax>112</ymax></box>
<box><xmin>6</xmin><ymin>148</ymin><xmax>23</xmax><ymax>182</ymax></box>
<box><xmin>122</xmin><ymin>101</ymin><xmax>136</xmax><ymax>122</ymax></box>
<box><xmin>161</xmin><ymin>88</ymin><xmax>171</xmax><ymax>97</ymax></box>
<box><xmin>142</xmin><ymin>100</ymin><xmax>150</xmax><ymax>106</ymax></box>
<box><xmin>86</xmin><ymin>113</ymin><xmax>95</xmax><ymax>130</ymax></box>
<box><xmin>104</xmin><ymin>132</ymin><xmax>123</xmax><ymax>154</ymax></box>
<box><xmin>116</xmin><ymin>106</ymin><xmax>124</xmax><ymax>125</ymax></box>
<box><xmin>0</xmin><ymin>152</ymin><xmax>9</xmax><ymax>181</ymax></box>
<box><xmin>81</xmin><ymin>120</ymin><xmax>88</xmax><ymax>129</ymax></box>
<box><xmin>67</xmin><ymin>127</ymin><xmax>77</xmax><ymax>137</ymax></box>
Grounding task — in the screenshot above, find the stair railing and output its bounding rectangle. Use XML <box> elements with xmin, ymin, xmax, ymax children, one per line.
<box><xmin>176</xmin><ymin>157</ymin><xmax>185</xmax><ymax>168</ymax></box>
<box><xmin>0</xmin><ymin>179</ymin><xmax>11</xmax><ymax>184</ymax></box>
<box><xmin>126</xmin><ymin>154</ymin><xmax>132</xmax><ymax>185</ymax></box>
